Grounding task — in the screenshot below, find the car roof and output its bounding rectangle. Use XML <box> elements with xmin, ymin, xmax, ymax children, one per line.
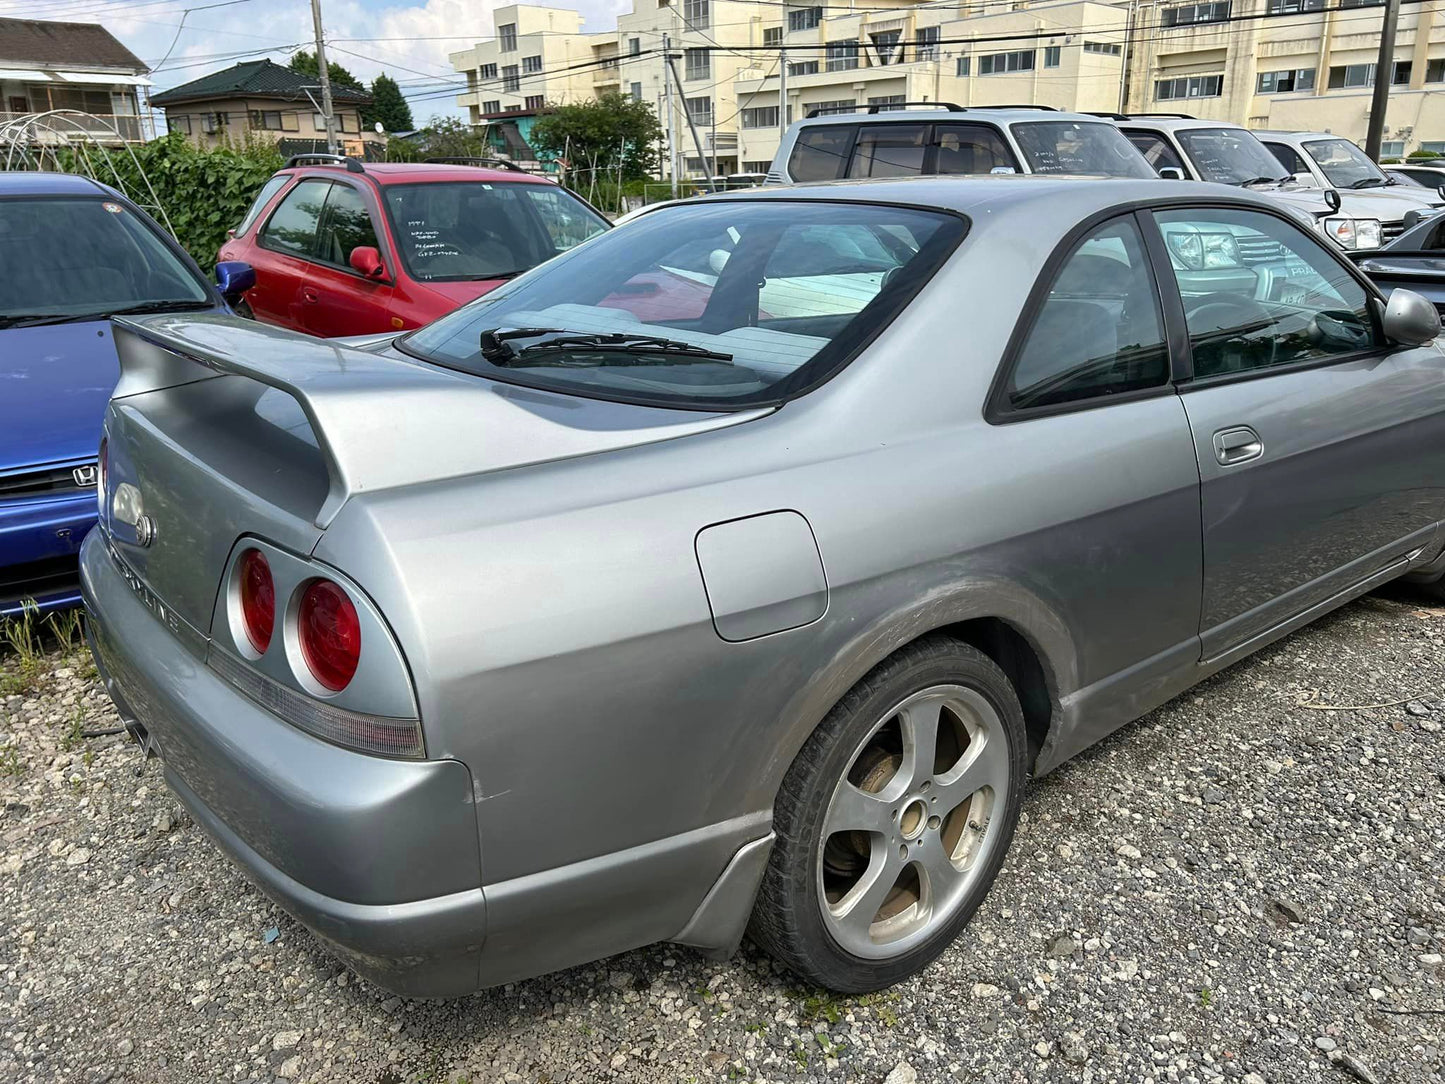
<box><xmin>1254</xmin><ymin>130</ymin><xmax>1348</xmax><ymax>144</ymax></box>
<box><xmin>281</xmin><ymin>161</ymin><xmax>554</xmax><ymax>186</ymax></box>
<box><xmin>1115</xmin><ymin>117</ymin><xmax>1246</xmax><ymax>133</ymax></box>
<box><xmin>0</xmin><ymin>171</ymin><xmax>115</xmax><ymax>197</ymax></box>
<box><xmin>790</xmin><ymin>107</ymin><xmax>1116</xmax><ymax>130</ymax></box>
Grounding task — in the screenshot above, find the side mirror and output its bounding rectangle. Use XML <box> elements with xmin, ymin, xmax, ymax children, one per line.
<box><xmin>1292</xmin><ymin>171</ymin><xmax>1319</xmax><ymax>188</ymax></box>
<box><xmin>1158</xmin><ymin>166</ymin><xmax>1185</xmax><ymax>180</ymax></box>
<box><xmin>214</xmin><ymin>260</ymin><xmax>255</xmax><ymax>301</ymax></box>
<box><xmin>349</xmin><ymin>246</ymin><xmax>387</xmax><ymax>279</ymax></box>
<box><xmin>1381</xmin><ymin>288</ymin><xmax>1441</xmax><ymax>346</ymax></box>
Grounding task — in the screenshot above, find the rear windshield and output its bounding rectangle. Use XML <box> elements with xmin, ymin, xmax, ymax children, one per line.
<box><xmin>1011</xmin><ymin>121</ymin><xmax>1155</xmax><ymax>178</ymax></box>
<box><xmin>399</xmin><ymin>200</ymin><xmax>965</xmax><ymax>409</ymax></box>
<box><xmin>1175</xmin><ymin>128</ymin><xmax>1289</xmax><ymax>185</ymax></box>
<box><xmin>380</xmin><ymin>181</ymin><xmax>609</xmax><ymax>282</ymax></box>
<box><xmin>0</xmin><ymin>197</ymin><xmax>209</xmax><ymax>322</ymax></box>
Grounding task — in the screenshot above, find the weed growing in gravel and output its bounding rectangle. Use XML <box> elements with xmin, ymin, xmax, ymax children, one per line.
<box><xmin>59</xmin><ymin>705</ymin><xmax>86</xmax><ymax>752</ymax></box>
<box><xmin>1200</xmin><ymin>987</ymin><xmax>1214</xmax><ymax>1007</ymax></box>
<box><xmin>0</xmin><ymin>739</ymin><xmax>22</xmax><ymax>776</ymax></box>
<box><xmin>1</xmin><ymin>603</ymin><xmax>85</xmax><ymax>695</ymax></box>
<box><xmin>799</xmin><ymin>989</ymin><xmax>843</xmax><ymax>1024</ymax></box>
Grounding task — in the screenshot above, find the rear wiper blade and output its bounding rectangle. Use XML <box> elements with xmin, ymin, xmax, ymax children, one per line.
<box><xmin>1240</xmin><ymin>176</ymin><xmax>1288</xmax><ymax>187</ymax></box>
<box><xmin>482</xmin><ymin>328</ymin><xmax>733</xmax><ymax>366</ymax></box>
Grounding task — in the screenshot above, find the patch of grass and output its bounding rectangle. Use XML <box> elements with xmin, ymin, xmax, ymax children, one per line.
<box><xmin>799</xmin><ymin>989</ymin><xmax>842</xmax><ymax>1025</ymax></box>
<box><xmin>1199</xmin><ymin>987</ymin><xmax>1213</xmax><ymax>1007</ymax></box>
<box><xmin>0</xmin><ymin>740</ymin><xmax>22</xmax><ymax>777</ymax></box>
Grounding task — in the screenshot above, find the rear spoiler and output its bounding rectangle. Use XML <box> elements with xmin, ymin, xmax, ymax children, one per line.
<box><xmin>110</xmin><ymin>313</ymin><xmax>761</xmax><ymax>529</ymax></box>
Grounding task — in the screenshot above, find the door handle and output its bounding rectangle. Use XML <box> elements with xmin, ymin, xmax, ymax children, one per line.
<box><xmin>301</xmin><ymin>287</ymin><xmax>319</xmax><ymax>304</ymax></box>
<box><xmin>1212</xmin><ymin>425</ymin><xmax>1263</xmax><ymax>466</ymax></box>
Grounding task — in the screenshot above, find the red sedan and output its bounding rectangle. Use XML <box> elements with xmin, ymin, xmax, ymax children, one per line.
<box><xmin>217</xmin><ymin>157</ymin><xmax>610</xmax><ymax>337</ymax></box>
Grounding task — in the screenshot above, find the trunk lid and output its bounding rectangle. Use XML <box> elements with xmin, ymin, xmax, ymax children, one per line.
<box><xmin>104</xmin><ymin>313</ymin><xmax>767</xmax><ymax>632</ymax></box>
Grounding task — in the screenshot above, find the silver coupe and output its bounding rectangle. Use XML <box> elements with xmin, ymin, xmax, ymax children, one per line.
<box><xmin>82</xmin><ymin>176</ymin><xmax>1445</xmax><ymax>997</ymax></box>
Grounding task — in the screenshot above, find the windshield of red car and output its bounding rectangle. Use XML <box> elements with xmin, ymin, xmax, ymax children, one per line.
<box><xmin>0</xmin><ymin>196</ymin><xmax>209</xmax><ymax>321</ymax></box>
<box><xmin>398</xmin><ymin>199</ymin><xmax>966</xmax><ymax>409</ymax></box>
<box><xmin>380</xmin><ymin>181</ymin><xmax>609</xmax><ymax>282</ymax></box>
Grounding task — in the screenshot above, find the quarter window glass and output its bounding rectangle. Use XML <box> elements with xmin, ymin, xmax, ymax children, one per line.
<box><xmin>316</xmin><ymin>184</ymin><xmax>378</xmax><ymax>268</ymax></box>
<box><xmin>1157</xmin><ymin>207</ymin><xmax>1379</xmax><ymax>379</ymax></box>
<box><xmin>1126</xmin><ymin>131</ymin><xmax>1186</xmax><ymax>174</ymax></box>
<box><xmin>260</xmin><ymin>179</ymin><xmax>330</xmax><ymax>257</ymax></box>
<box><xmin>848</xmin><ymin>124</ymin><xmax>929</xmax><ymax>177</ymax></box>
<box><xmin>236</xmin><ymin>175</ymin><xmax>289</xmax><ymax>236</ymax></box>
<box><xmin>1006</xmin><ymin>216</ymin><xmax>1169</xmax><ymax>410</ymax></box>
<box><xmin>789</xmin><ymin>125</ymin><xmax>854</xmax><ymax>181</ymax></box>
<box><xmin>1264</xmin><ymin>141</ymin><xmax>1309</xmax><ymax>174</ymax></box>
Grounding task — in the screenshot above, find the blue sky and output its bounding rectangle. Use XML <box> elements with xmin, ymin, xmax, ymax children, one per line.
<box><xmin>34</xmin><ymin>0</ymin><xmax>623</xmax><ymax>124</ymax></box>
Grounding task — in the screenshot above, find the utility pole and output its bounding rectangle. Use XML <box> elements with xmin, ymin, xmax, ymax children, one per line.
<box><xmin>665</xmin><ymin>46</ymin><xmax>717</xmax><ymax>193</ymax></box>
<box><xmin>778</xmin><ymin>42</ymin><xmax>788</xmax><ymax>145</ymax></box>
<box><xmin>1364</xmin><ymin>0</ymin><xmax>1400</xmax><ymax>160</ymax></box>
<box><xmin>663</xmin><ymin>33</ymin><xmax>678</xmax><ymax>197</ymax></box>
<box><xmin>1118</xmin><ymin>0</ymin><xmax>1140</xmax><ymax>114</ymax></box>
<box><xmin>310</xmin><ymin>0</ymin><xmax>340</xmax><ymax>155</ymax></box>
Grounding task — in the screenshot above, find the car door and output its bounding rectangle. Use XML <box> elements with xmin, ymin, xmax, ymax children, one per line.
<box><xmin>300</xmin><ymin>180</ymin><xmax>396</xmax><ymax>337</ymax></box>
<box><xmin>1149</xmin><ymin>204</ymin><xmax>1445</xmax><ymax>662</ymax></box>
<box><xmin>251</xmin><ymin>178</ymin><xmax>332</xmax><ymax>331</ymax></box>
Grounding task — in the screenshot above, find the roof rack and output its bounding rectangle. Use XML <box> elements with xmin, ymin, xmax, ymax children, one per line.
<box><xmin>425</xmin><ymin>156</ymin><xmax>531</xmax><ymax>172</ymax></box>
<box><xmin>807</xmin><ymin>101</ymin><xmax>964</xmax><ymax>118</ymax></box>
<box><xmin>284</xmin><ymin>153</ymin><xmax>364</xmax><ymax>173</ymax></box>
<box><xmin>1082</xmin><ymin>111</ymin><xmax>1131</xmax><ymax>121</ymax></box>
<box><xmin>965</xmin><ymin>104</ymin><xmax>1059</xmax><ymax>112</ymax></box>
<box><xmin>1125</xmin><ymin>112</ymin><xmax>1197</xmax><ymax>120</ymax></box>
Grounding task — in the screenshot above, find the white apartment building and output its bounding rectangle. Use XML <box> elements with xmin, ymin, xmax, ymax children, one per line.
<box><xmin>450</xmin><ymin>0</ymin><xmax>1445</xmax><ymax>178</ymax></box>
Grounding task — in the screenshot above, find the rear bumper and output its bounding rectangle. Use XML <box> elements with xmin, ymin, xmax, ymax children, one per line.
<box><xmin>80</xmin><ymin>530</ymin><xmax>487</xmax><ymax>997</ymax></box>
<box><xmin>0</xmin><ymin>492</ymin><xmax>94</xmax><ymax>615</ymax></box>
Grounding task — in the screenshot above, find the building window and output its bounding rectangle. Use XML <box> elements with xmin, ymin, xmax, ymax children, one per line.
<box><xmin>915</xmin><ymin>26</ymin><xmax>939</xmax><ymax>61</ymax></box>
<box><xmin>979</xmin><ymin>50</ymin><xmax>1035</xmax><ymax>75</ymax></box>
<box><xmin>684</xmin><ymin>0</ymin><xmax>709</xmax><ymax>30</ymax></box>
<box><xmin>522</xmin><ymin>54</ymin><xmax>542</xmax><ymax>73</ymax></box>
<box><xmin>1156</xmin><ymin>73</ymin><xmax>1223</xmax><ymax>99</ymax></box>
<box><xmin>685</xmin><ymin>48</ymin><xmax>710</xmax><ymax>80</ymax></box>
<box><xmin>685</xmin><ymin>95</ymin><xmax>713</xmax><ymax>126</ymax></box>
<box><xmin>628</xmin><ymin>36</ymin><xmax>641</xmax><ymax>55</ymax></box>
<box><xmin>742</xmin><ymin>105</ymin><xmax>780</xmax><ymax>127</ymax></box>
<box><xmin>826</xmin><ymin>40</ymin><xmax>859</xmax><ymax>72</ymax></box>
<box><xmin>1083</xmin><ymin>40</ymin><xmax>1122</xmax><ymax>55</ymax></box>
<box><xmin>248</xmin><ymin>109</ymin><xmax>283</xmax><ymax>130</ymax></box>
<box><xmin>1043</xmin><ymin>45</ymin><xmax>1061</xmax><ymax>67</ymax></box>
<box><xmin>1327</xmin><ymin>62</ymin><xmax>1408</xmax><ymax>88</ymax></box>
<box><xmin>201</xmin><ymin>111</ymin><xmax>227</xmax><ymax>133</ymax></box>
<box><xmin>337</xmin><ymin>113</ymin><xmax>356</xmax><ymax>133</ymax></box>
<box><xmin>871</xmin><ymin>30</ymin><xmax>902</xmax><ymax>66</ymax></box>
<box><xmin>1394</xmin><ymin>60</ymin><xmax>1412</xmax><ymax>84</ymax></box>
<box><xmin>524</xmin><ymin>95</ymin><xmax>544</xmax><ymax>110</ymax></box>
<box><xmin>764</xmin><ymin>26</ymin><xmax>782</xmax><ymax>47</ymax></box>
<box><xmin>867</xmin><ymin>94</ymin><xmax>906</xmax><ymax>111</ymax></box>
<box><xmin>789</xmin><ymin>6</ymin><xmax>822</xmax><ymax>31</ymax></box>
<box><xmin>1161</xmin><ymin>1</ymin><xmax>1230</xmax><ymax>26</ymax></box>
<box><xmin>482</xmin><ymin>99</ymin><xmax>500</xmax><ymax>113</ymax></box>
<box><xmin>1256</xmin><ymin>67</ymin><xmax>1315</xmax><ymax>92</ymax></box>
<box><xmin>788</xmin><ymin>60</ymin><xmax>820</xmax><ymax>76</ymax></box>
<box><xmin>630</xmin><ymin>81</ymin><xmax>643</xmax><ymax>102</ymax></box>
<box><xmin>170</xmin><ymin>114</ymin><xmax>192</xmax><ymax>135</ymax></box>
<box><xmin>1267</xmin><ymin>0</ymin><xmax>1324</xmax><ymax>10</ymax></box>
<box><xmin>1427</xmin><ymin>58</ymin><xmax>1445</xmax><ymax>82</ymax></box>
<box><xmin>504</xmin><ymin>104</ymin><xmax>522</xmax><ymax>112</ymax></box>
<box><xmin>743</xmin><ymin>160</ymin><xmax>772</xmax><ymax>173</ymax></box>
<box><xmin>1380</xmin><ymin>140</ymin><xmax>1404</xmax><ymax>156</ymax></box>
<box><xmin>808</xmin><ymin>98</ymin><xmax>856</xmax><ymax>116</ymax></box>
<box><xmin>502</xmin><ymin>65</ymin><xmax>520</xmax><ymax>92</ymax></box>
<box><xmin>480</xmin><ymin>62</ymin><xmax>497</xmax><ymax>79</ymax></box>
<box><xmin>498</xmin><ymin>23</ymin><xmax>516</xmax><ymax>51</ymax></box>
<box><xmin>957</xmin><ymin>56</ymin><xmax>971</xmax><ymax>76</ymax></box>
<box><xmin>1339</xmin><ymin>0</ymin><xmax>1384</xmax><ymax>6</ymax></box>
<box><xmin>1420</xmin><ymin>141</ymin><xmax>1445</xmax><ymax>153</ymax></box>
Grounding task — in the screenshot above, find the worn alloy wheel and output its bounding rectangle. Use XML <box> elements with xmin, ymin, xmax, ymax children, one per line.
<box><xmin>750</xmin><ymin>636</ymin><xmax>1028</xmax><ymax>992</ymax></box>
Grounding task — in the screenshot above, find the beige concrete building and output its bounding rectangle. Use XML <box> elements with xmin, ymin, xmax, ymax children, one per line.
<box><xmin>449</xmin><ymin>0</ymin><xmax>1445</xmax><ymax>178</ymax></box>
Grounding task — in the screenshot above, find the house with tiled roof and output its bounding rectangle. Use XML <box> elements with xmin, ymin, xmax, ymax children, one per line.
<box><xmin>150</xmin><ymin>58</ymin><xmax>382</xmax><ymax>158</ymax></box>
<box><xmin>0</xmin><ymin>17</ymin><xmax>151</xmax><ymax>142</ymax></box>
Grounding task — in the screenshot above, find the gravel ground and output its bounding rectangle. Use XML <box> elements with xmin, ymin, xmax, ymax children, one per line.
<box><xmin>1</xmin><ymin>593</ymin><xmax>1443</xmax><ymax>1084</ymax></box>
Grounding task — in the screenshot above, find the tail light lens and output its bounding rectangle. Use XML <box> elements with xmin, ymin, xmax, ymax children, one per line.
<box><xmin>298</xmin><ymin>579</ymin><xmax>360</xmax><ymax>691</ymax></box>
<box><xmin>238</xmin><ymin>548</ymin><xmax>275</xmax><ymax>654</ymax></box>
<box><xmin>96</xmin><ymin>437</ymin><xmax>108</xmax><ymax>515</ymax></box>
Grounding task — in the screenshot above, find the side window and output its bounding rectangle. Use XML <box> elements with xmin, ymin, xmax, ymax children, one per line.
<box><xmin>524</xmin><ymin>186</ymin><xmax>609</xmax><ymax>251</ymax></box>
<box><xmin>259</xmin><ymin>179</ymin><xmax>331</xmax><ymax>258</ymax></box>
<box><xmin>1157</xmin><ymin>207</ymin><xmax>1379</xmax><ymax>379</ymax></box>
<box><xmin>931</xmin><ymin>124</ymin><xmax>1016</xmax><ymax>174</ymax></box>
<box><xmin>848</xmin><ymin>124</ymin><xmax>929</xmax><ymax>178</ymax></box>
<box><xmin>315</xmin><ymin>183</ymin><xmax>379</xmax><ymax>268</ymax></box>
<box><xmin>236</xmin><ymin>175</ymin><xmax>289</xmax><ymax>236</ymax></box>
<box><xmin>1003</xmin><ymin>216</ymin><xmax>1169</xmax><ymax>412</ymax></box>
<box><xmin>789</xmin><ymin>125</ymin><xmax>855</xmax><ymax>182</ymax></box>
<box><xmin>1125</xmin><ymin>131</ymin><xmax>1185</xmax><ymax>174</ymax></box>
<box><xmin>1264</xmin><ymin>142</ymin><xmax>1308</xmax><ymax>175</ymax></box>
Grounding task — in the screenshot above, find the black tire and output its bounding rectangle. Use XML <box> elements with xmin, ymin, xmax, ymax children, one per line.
<box><xmin>749</xmin><ymin>635</ymin><xmax>1029</xmax><ymax>992</ymax></box>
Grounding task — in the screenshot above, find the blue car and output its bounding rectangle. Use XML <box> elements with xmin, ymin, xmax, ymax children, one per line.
<box><xmin>1</xmin><ymin>173</ymin><xmax>235</xmax><ymax>616</ymax></box>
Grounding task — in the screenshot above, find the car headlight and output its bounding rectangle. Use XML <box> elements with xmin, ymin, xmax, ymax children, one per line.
<box><xmin>1325</xmin><ymin>217</ymin><xmax>1382</xmax><ymax>250</ymax></box>
<box><xmin>1166</xmin><ymin>229</ymin><xmax>1241</xmax><ymax>270</ymax></box>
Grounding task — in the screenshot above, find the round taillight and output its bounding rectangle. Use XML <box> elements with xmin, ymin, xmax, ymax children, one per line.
<box><xmin>96</xmin><ymin>437</ymin><xmax>108</xmax><ymax>515</ymax></box>
<box><xmin>238</xmin><ymin>548</ymin><xmax>275</xmax><ymax>654</ymax></box>
<box><xmin>298</xmin><ymin>579</ymin><xmax>360</xmax><ymax>692</ymax></box>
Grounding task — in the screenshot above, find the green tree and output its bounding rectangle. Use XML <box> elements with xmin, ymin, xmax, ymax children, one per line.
<box><xmin>366</xmin><ymin>73</ymin><xmax>413</xmax><ymax>132</ymax></box>
<box><xmin>528</xmin><ymin>92</ymin><xmax>661</xmax><ymax>180</ymax></box>
<box><xmin>386</xmin><ymin>115</ymin><xmax>488</xmax><ymax>162</ymax></box>
<box><xmin>288</xmin><ymin>49</ymin><xmax>365</xmax><ymax>92</ymax></box>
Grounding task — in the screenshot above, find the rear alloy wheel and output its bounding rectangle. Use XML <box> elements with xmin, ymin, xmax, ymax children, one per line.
<box><xmin>750</xmin><ymin>636</ymin><xmax>1028</xmax><ymax>992</ymax></box>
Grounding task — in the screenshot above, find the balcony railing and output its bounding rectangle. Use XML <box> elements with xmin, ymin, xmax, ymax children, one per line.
<box><xmin>0</xmin><ymin>111</ymin><xmax>149</xmax><ymax>143</ymax></box>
